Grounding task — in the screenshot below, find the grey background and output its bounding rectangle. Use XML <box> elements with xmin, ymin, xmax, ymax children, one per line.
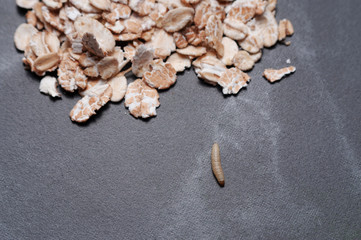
<box><xmin>1</xmin><ymin>0</ymin><xmax>361</xmax><ymax>239</ymax></box>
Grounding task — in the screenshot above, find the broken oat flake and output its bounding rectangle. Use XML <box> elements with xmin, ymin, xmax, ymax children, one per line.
<box><xmin>39</xmin><ymin>76</ymin><xmax>61</xmax><ymax>98</ymax></box>
<box><xmin>263</xmin><ymin>66</ymin><xmax>296</xmax><ymax>83</ymax></box>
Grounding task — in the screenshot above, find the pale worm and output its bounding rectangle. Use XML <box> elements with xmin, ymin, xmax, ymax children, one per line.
<box><xmin>211</xmin><ymin>143</ymin><xmax>224</xmax><ymax>187</ymax></box>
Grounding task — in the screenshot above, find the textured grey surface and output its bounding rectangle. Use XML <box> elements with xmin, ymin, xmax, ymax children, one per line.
<box><xmin>1</xmin><ymin>1</ymin><xmax>361</xmax><ymax>239</ymax></box>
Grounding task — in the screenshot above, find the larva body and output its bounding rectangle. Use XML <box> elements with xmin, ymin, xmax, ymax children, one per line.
<box><xmin>211</xmin><ymin>143</ymin><xmax>224</xmax><ymax>187</ymax></box>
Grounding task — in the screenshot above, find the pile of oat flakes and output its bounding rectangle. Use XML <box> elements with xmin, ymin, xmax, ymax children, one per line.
<box><xmin>14</xmin><ymin>0</ymin><xmax>295</xmax><ymax>122</ymax></box>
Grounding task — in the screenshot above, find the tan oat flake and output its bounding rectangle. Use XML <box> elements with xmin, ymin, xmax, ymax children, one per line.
<box><xmin>147</xmin><ymin>29</ymin><xmax>175</xmax><ymax>59</ymax></box>
<box><xmin>16</xmin><ymin>0</ymin><xmax>39</xmax><ymax>9</ymax></box>
<box><xmin>70</xmin><ymin>84</ymin><xmax>112</xmax><ymax>122</ymax></box>
<box><xmin>14</xmin><ymin>23</ymin><xmax>38</xmax><ymax>51</ymax></box>
<box><xmin>33</xmin><ymin>52</ymin><xmax>60</xmax><ymax>72</ymax></box>
<box><xmin>132</xmin><ymin>45</ymin><xmax>154</xmax><ymax>77</ymax></box>
<box><xmin>125</xmin><ymin>79</ymin><xmax>160</xmax><ymax>118</ymax></box>
<box><xmin>129</xmin><ymin>0</ymin><xmax>155</xmax><ymax>16</ymax></box>
<box><xmin>89</xmin><ymin>0</ymin><xmax>111</xmax><ymax>11</ymax></box>
<box><xmin>278</xmin><ymin>19</ymin><xmax>294</xmax><ymax>41</ymax></box>
<box><xmin>221</xmin><ymin>37</ymin><xmax>239</xmax><ymax>66</ymax></box>
<box><xmin>194</xmin><ymin>1</ymin><xmax>225</xmax><ymax>30</ymax></box>
<box><xmin>78</xmin><ymin>79</ymin><xmax>108</xmax><ymax>97</ymax></box>
<box><xmin>233</xmin><ymin>50</ymin><xmax>255</xmax><ymax>71</ymax></box>
<box><xmin>218</xmin><ymin>67</ymin><xmax>250</xmax><ymax>95</ymax></box>
<box><xmin>103</xmin><ymin>3</ymin><xmax>131</xmax><ymax>24</ymax></box>
<box><xmin>227</xmin><ymin>0</ymin><xmax>259</xmax><ymax>23</ymax></box>
<box><xmin>181</xmin><ymin>0</ymin><xmax>200</xmax><ymax>4</ymax></box>
<box><xmin>239</xmin><ymin>32</ymin><xmax>263</xmax><ymax>53</ymax></box>
<box><xmin>143</xmin><ymin>59</ymin><xmax>177</xmax><ymax>90</ymax></box>
<box><xmin>42</xmin><ymin>0</ymin><xmax>62</xmax><ymax>10</ymax></box>
<box><xmin>108</xmin><ymin>72</ymin><xmax>128</xmax><ymax>102</ymax></box>
<box><xmin>176</xmin><ymin>45</ymin><xmax>206</xmax><ymax>57</ymax></box>
<box><xmin>223</xmin><ymin>17</ymin><xmax>249</xmax><ymax>41</ymax></box>
<box><xmin>74</xmin><ymin>16</ymin><xmax>115</xmax><ymax>57</ymax></box>
<box><xmin>160</xmin><ymin>7</ymin><xmax>194</xmax><ymax>33</ymax></box>
<box><xmin>166</xmin><ymin>53</ymin><xmax>191</xmax><ymax>72</ymax></box>
<box><xmin>193</xmin><ymin>52</ymin><xmax>227</xmax><ymax>85</ymax></box>
<box><xmin>205</xmin><ymin>15</ymin><xmax>224</xmax><ymax>57</ymax></box>
<box><xmin>69</xmin><ymin>0</ymin><xmax>101</xmax><ymax>13</ymax></box>
<box><xmin>25</xmin><ymin>11</ymin><xmax>38</xmax><ymax>27</ymax></box>
<box><xmin>173</xmin><ymin>32</ymin><xmax>188</xmax><ymax>49</ymax></box>
<box><xmin>58</xmin><ymin>52</ymin><xmax>88</xmax><ymax>92</ymax></box>
<box><xmin>263</xmin><ymin>66</ymin><xmax>296</xmax><ymax>83</ymax></box>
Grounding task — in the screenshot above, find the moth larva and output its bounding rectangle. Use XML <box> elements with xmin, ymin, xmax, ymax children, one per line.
<box><xmin>211</xmin><ymin>143</ymin><xmax>224</xmax><ymax>187</ymax></box>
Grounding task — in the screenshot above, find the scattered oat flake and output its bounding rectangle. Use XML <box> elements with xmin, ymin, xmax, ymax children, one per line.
<box><xmin>105</xmin><ymin>21</ymin><xmax>125</xmax><ymax>34</ymax></box>
<box><xmin>58</xmin><ymin>52</ymin><xmax>88</xmax><ymax>92</ymax></box>
<box><xmin>278</xmin><ymin>19</ymin><xmax>294</xmax><ymax>41</ymax></box>
<box><xmin>108</xmin><ymin>72</ymin><xmax>128</xmax><ymax>102</ymax></box>
<box><xmin>181</xmin><ymin>0</ymin><xmax>200</xmax><ymax>4</ymax></box>
<box><xmin>239</xmin><ymin>32</ymin><xmax>263</xmax><ymax>53</ymax></box>
<box><xmin>33</xmin><ymin>52</ymin><xmax>60</xmax><ymax>72</ymax></box>
<box><xmin>79</xmin><ymin>79</ymin><xmax>108</xmax><ymax>97</ymax></box>
<box><xmin>161</xmin><ymin>7</ymin><xmax>194</xmax><ymax>33</ymax></box>
<box><xmin>74</xmin><ymin>16</ymin><xmax>115</xmax><ymax>57</ymax></box>
<box><xmin>132</xmin><ymin>45</ymin><xmax>154</xmax><ymax>77</ymax></box>
<box><xmin>223</xmin><ymin>17</ymin><xmax>249</xmax><ymax>41</ymax></box>
<box><xmin>129</xmin><ymin>0</ymin><xmax>155</xmax><ymax>16</ymax></box>
<box><xmin>218</xmin><ymin>68</ymin><xmax>250</xmax><ymax>95</ymax></box>
<box><xmin>42</xmin><ymin>0</ymin><xmax>62</xmax><ymax>10</ymax></box>
<box><xmin>125</xmin><ymin>79</ymin><xmax>160</xmax><ymax>118</ymax></box>
<box><xmin>84</xmin><ymin>56</ymin><xmax>120</xmax><ymax>79</ymax></box>
<box><xmin>147</xmin><ymin>29</ymin><xmax>175</xmax><ymax>59</ymax></box>
<box><xmin>250</xmin><ymin>50</ymin><xmax>262</xmax><ymax>63</ymax></box>
<box><xmin>69</xmin><ymin>0</ymin><xmax>101</xmax><ymax>13</ymax></box>
<box><xmin>25</xmin><ymin>11</ymin><xmax>37</xmax><ymax>27</ymax></box>
<box><xmin>103</xmin><ymin>3</ymin><xmax>131</xmax><ymax>24</ymax></box>
<box><xmin>166</xmin><ymin>53</ymin><xmax>191</xmax><ymax>72</ymax></box>
<box><xmin>124</xmin><ymin>44</ymin><xmax>137</xmax><ymax>60</ymax></box>
<box><xmin>176</xmin><ymin>45</ymin><xmax>206</xmax><ymax>57</ymax></box>
<box><xmin>233</xmin><ymin>50</ymin><xmax>255</xmax><ymax>71</ymax></box>
<box><xmin>16</xmin><ymin>0</ymin><xmax>39</xmax><ymax>9</ymax></box>
<box><xmin>70</xmin><ymin>85</ymin><xmax>112</xmax><ymax>123</ymax></box>
<box><xmin>254</xmin><ymin>9</ymin><xmax>278</xmax><ymax>48</ymax></box>
<box><xmin>41</xmin><ymin>6</ymin><xmax>65</xmax><ymax>32</ymax></box>
<box><xmin>143</xmin><ymin>59</ymin><xmax>177</xmax><ymax>90</ymax></box>
<box><xmin>263</xmin><ymin>66</ymin><xmax>296</xmax><ymax>83</ymax></box>
<box><xmin>173</xmin><ymin>32</ymin><xmax>188</xmax><ymax>49</ymax></box>
<box><xmin>221</xmin><ymin>37</ymin><xmax>239</xmax><ymax>66</ymax></box>
<box><xmin>14</xmin><ymin>23</ymin><xmax>38</xmax><ymax>51</ymax></box>
<box><xmin>89</xmin><ymin>0</ymin><xmax>111</xmax><ymax>11</ymax></box>
<box><xmin>193</xmin><ymin>52</ymin><xmax>227</xmax><ymax>85</ymax></box>
<box><xmin>39</xmin><ymin>76</ymin><xmax>61</xmax><ymax>98</ymax></box>
<box><xmin>194</xmin><ymin>1</ymin><xmax>225</xmax><ymax>30</ymax></box>
<box><xmin>205</xmin><ymin>15</ymin><xmax>224</xmax><ymax>57</ymax></box>
<box><xmin>227</xmin><ymin>0</ymin><xmax>258</xmax><ymax>23</ymax></box>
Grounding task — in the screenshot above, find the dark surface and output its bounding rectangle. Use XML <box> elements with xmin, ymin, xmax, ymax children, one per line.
<box><xmin>1</xmin><ymin>1</ymin><xmax>361</xmax><ymax>239</ymax></box>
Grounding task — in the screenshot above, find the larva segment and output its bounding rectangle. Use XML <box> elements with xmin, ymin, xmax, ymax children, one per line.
<box><xmin>211</xmin><ymin>143</ymin><xmax>224</xmax><ymax>187</ymax></box>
